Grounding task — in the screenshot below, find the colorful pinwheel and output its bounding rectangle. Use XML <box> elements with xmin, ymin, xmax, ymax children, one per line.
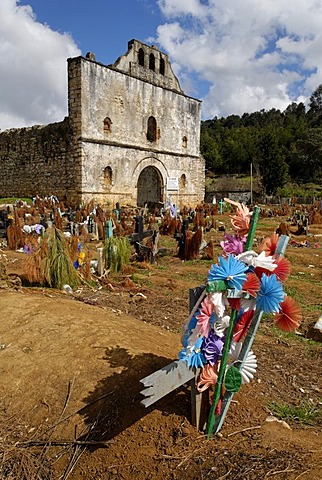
<box><xmin>208</xmin><ymin>254</ymin><xmax>248</xmax><ymax>290</ymax></box>
<box><xmin>256</xmin><ymin>273</ymin><xmax>285</xmax><ymax>313</ymax></box>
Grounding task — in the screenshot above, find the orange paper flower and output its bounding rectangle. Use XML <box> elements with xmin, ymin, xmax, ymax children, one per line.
<box><xmin>197</xmin><ymin>363</ymin><xmax>218</xmax><ymax>392</ymax></box>
<box><xmin>224</xmin><ymin>198</ymin><xmax>252</xmax><ymax>236</ymax></box>
<box><xmin>274</xmin><ymin>296</ymin><xmax>302</xmax><ymax>332</ymax></box>
<box><xmin>259</xmin><ymin>233</ymin><xmax>279</xmax><ymax>256</ymax></box>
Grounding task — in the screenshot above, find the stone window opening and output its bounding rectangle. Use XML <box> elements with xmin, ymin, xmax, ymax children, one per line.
<box><xmin>138</xmin><ymin>48</ymin><xmax>145</xmax><ymax>67</ymax></box>
<box><xmin>149</xmin><ymin>53</ymin><xmax>155</xmax><ymax>71</ymax></box>
<box><xmin>103</xmin><ymin>117</ymin><xmax>112</xmax><ymax>133</ymax></box>
<box><xmin>182</xmin><ymin>135</ymin><xmax>188</xmax><ymax>148</ymax></box>
<box><xmin>147</xmin><ymin>116</ymin><xmax>157</xmax><ymax>142</ymax></box>
<box><xmin>180</xmin><ymin>174</ymin><xmax>187</xmax><ymax>188</ymax></box>
<box><xmin>159</xmin><ymin>57</ymin><xmax>165</xmax><ymax>75</ymax></box>
<box><xmin>104</xmin><ymin>166</ymin><xmax>113</xmax><ymax>186</ymax></box>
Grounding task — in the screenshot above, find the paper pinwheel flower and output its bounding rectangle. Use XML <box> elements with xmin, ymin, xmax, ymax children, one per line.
<box><xmin>208</xmin><ymin>255</ymin><xmax>248</xmax><ymax>290</ymax></box>
<box><xmin>224</xmin><ymin>198</ymin><xmax>252</xmax><ymax>236</ymax></box>
<box><xmin>259</xmin><ymin>233</ymin><xmax>279</xmax><ymax>256</ymax></box>
<box><xmin>197</xmin><ymin>363</ymin><xmax>219</xmax><ymax>392</ymax></box>
<box><xmin>220</xmin><ymin>233</ymin><xmax>245</xmax><ymax>257</ymax></box>
<box><xmin>228</xmin><ymin>298</ymin><xmax>241</xmax><ymax>311</ymax></box>
<box><xmin>203</xmin><ymin>330</ymin><xmax>224</xmax><ymax>366</ymax></box>
<box><xmin>233</xmin><ymin>309</ymin><xmax>254</xmax><ymax>342</ymax></box>
<box><xmin>180</xmin><ymin>337</ymin><xmax>206</xmax><ymax>369</ymax></box>
<box><xmin>196</xmin><ymin>296</ymin><xmax>215</xmax><ymax>337</ymax></box>
<box><xmin>274</xmin><ymin>296</ymin><xmax>302</xmax><ymax>331</ymax></box>
<box><xmin>255</xmin><ymin>255</ymin><xmax>291</xmax><ymax>283</ymax></box>
<box><xmin>256</xmin><ymin>274</ymin><xmax>285</xmax><ymax>313</ymax></box>
<box><xmin>228</xmin><ymin>341</ymin><xmax>258</xmax><ymax>384</ymax></box>
<box><xmin>242</xmin><ymin>272</ymin><xmax>261</xmax><ymax>297</ymax></box>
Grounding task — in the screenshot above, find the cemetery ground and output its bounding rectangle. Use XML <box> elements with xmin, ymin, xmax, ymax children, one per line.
<box><xmin>0</xmin><ymin>214</ymin><xmax>322</xmax><ymax>479</ymax></box>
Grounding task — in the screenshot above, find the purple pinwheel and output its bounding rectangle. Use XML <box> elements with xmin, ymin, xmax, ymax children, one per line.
<box><xmin>220</xmin><ymin>234</ymin><xmax>245</xmax><ymax>257</ymax></box>
<box><xmin>203</xmin><ymin>330</ymin><xmax>224</xmax><ymax>366</ymax></box>
<box><xmin>208</xmin><ymin>254</ymin><xmax>248</xmax><ymax>290</ymax></box>
<box><xmin>256</xmin><ymin>273</ymin><xmax>285</xmax><ymax>313</ymax></box>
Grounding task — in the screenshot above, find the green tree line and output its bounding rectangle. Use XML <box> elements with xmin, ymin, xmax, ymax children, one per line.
<box><xmin>200</xmin><ymin>85</ymin><xmax>322</xmax><ymax>195</ymax></box>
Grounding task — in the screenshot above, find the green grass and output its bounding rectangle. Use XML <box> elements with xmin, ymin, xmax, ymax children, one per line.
<box><xmin>267</xmin><ymin>400</ymin><xmax>321</xmax><ymax>425</ymax></box>
<box><xmin>0</xmin><ymin>197</ymin><xmax>32</xmax><ymax>205</ymax></box>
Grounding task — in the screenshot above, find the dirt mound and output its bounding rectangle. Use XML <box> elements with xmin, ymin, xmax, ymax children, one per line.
<box><xmin>0</xmin><ymin>289</ymin><xmax>321</xmax><ymax>479</ymax></box>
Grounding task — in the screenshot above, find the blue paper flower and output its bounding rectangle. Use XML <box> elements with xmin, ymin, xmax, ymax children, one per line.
<box><xmin>180</xmin><ymin>337</ymin><xmax>206</xmax><ymax>369</ymax></box>
<box><xmin>208</xmin><ymin>254</ymin><xmax>248</xmax><ymax>290</ymax></box>
<box><xmin>256</xmin><ymin>273</ymin><xmax>285</xmax><ymax>313</ymax></box>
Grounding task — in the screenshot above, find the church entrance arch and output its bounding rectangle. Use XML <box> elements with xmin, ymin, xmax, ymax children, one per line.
<box><xmin>137</xmin><ymin>166</ymin><xmax>163</xmax><ymax>209</ymax></box>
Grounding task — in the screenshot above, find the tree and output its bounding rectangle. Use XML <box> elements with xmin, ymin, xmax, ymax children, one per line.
<box><xmin>257</xmin><ymin>130</ymin><xmax>289</xmax><ymax>195</ymax></box>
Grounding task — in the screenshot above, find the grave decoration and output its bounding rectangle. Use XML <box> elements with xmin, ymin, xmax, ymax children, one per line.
<box><xmin>179</xmin><ymin>199</ymin><xmax>302</xmax><ymax>437</ymax></box>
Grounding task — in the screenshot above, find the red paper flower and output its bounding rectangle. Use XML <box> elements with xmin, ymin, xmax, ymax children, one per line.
<box><xmin>274</xmin><ymin>296</ymin><xmax>302</xmax><ymax>332</ymax></box>
<box><xmin>255</xmin><ymin>255</ymin><xmax>291</xmax><ymax>283</ymax></box>
<box><xmin>242</xmin><ymin>272</ymin><xmax>261</xmax><ymax>297</ymax></box>
<box><xmin>228</xmin><ymin>298</ymin><xmax>241</xmax><ymax>310</ymax></box>
<box><xmin>233</xmin><ymin>310</ymin><xmax>254</xmax><ymax>342</ymax></box>
<box><xmin>260</xmin><ymin>233</ymin><xmax>279</xmax><ymax>256</ymax></box>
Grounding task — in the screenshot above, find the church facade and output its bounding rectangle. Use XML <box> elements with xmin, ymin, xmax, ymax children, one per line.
<box><xmin>0</xmin><ymin>39</ymin><xmax>205</xmax><ymax>208</ymax></box>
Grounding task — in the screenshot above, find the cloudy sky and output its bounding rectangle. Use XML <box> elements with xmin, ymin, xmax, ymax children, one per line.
<box><xmin>1</xmin><ymin>0</ymin><xmax>322</xmax><ymax>131</ymax></box>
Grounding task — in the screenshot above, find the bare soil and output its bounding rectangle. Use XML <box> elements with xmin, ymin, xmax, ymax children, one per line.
<box><xmin>0</xmin><ymin>215</ymin><xmax>321</xmax><ymax>479</ymax></box>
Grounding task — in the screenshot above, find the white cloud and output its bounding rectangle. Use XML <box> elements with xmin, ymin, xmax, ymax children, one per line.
<box><xmin>155</xmin><ymin>0</ymin><xmax>322</xmax><ymax>118</ymax></box>
<box><xmin>0</xmin><ymin>0</ymin><xmax>80</xmax><ymax>131</ymax></box>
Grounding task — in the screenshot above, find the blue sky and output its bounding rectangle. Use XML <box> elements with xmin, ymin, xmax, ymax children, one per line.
<box><xmin>1</xmin><ymin>0</ymin><xmax>322</xmax><ymax>130</ymax></box>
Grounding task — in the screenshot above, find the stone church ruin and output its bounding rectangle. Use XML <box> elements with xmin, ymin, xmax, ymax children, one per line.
<box><xmin>0</xmin><ymin>39</ymin><xmax>205</xmax><ymax>208</ymax></box>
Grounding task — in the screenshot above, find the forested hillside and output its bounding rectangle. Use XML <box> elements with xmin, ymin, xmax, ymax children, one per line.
<box><xmin>200</xmin><ymin>85</ymin><xmax>322</xmax><ymax>196</ymax></box>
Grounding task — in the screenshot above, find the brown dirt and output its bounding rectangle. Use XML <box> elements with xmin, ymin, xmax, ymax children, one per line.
<box><xmin>0</xmin><ymin>215</ymin><xmax>321</xmax><ymax>479</ymax></box>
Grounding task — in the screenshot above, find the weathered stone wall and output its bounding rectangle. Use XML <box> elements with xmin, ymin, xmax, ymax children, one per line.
<box><xmin>0</xmin><ymin>40</ymin><xmax>205</xmax><ymax>208</ymax></box>
<box><xmin>0</xmin><ymin>118</ymin><xmax>81</xmax><ymax>201</ymax></box>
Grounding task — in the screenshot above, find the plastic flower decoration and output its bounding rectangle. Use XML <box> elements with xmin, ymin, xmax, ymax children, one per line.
<box><xmin>203</xmin><ymin>330</ymin><xmax>224</xmax><ymax>366</ymax></box>
<box><xmin>274</xmin><ymin>296</ymin><xmax>302</xmax><ymax>332</ymax></box>
<box><xmin>197</xmin><ymin>363</ymin><xmax>219</xmax><ymax>392</ymax></box>
<box><xmin>210</xmin><ymin>292</ymin><xmax>229</xmax><ymax>318</ymax></box>
<box><xmin>260</xmin><ymin>232</ymin><xmax>279</xmax><ymax>256</ymax></box>
<box><xmin>237</xmin><ymin>250</ymin><xmax>277</xmax><ymax>271</ymax></box>
<box><xmin>256</xmin><ymin>274</ymin><xmax>285</xmax><ymax>313</ymax></box>
<box><xmin>196</xmin><ymin>296</ymin><xmax>215</xmax><ymax>337</ymax></box>
<box><xmin>242</xmin><ymin>272</ymin><xmax>261</xmax><ymax>297</ymax></box>
<box><xmin>220</xmin><ymin>233</ymin><xmax>245</xmax><ymax>257</ymax></box>
<box><xmin>256</xmin><ymin>255</ymin><xmax>291</xmax><ymax>283</ymax></box>
<box><xmin>208</xmin><ymin>254</ymin><xmax>248</xmax><ymax>290</ymax></box>
<box><xmin>233</xmin><ymin>309</ymin><xmax>254</xmax><ymax>342</ymax></box>
<box><xmin>180</xmin><ymin>337</ymin><xmax>206</xmax><ymax>369</ymax></box>
<box><xmin>224</xmin><ymin>198</ymin><xmax>252</xmax><ymax>236</ymax></box>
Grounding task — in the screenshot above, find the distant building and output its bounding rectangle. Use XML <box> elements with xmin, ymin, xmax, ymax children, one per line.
<box><xmin>0</xmin><ymin>39</ymin><xmax>205</xmax><ymax>208</ymax></box>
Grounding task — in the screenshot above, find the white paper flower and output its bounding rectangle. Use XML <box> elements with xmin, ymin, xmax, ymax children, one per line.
<box><xmin>210</xmin><ymin>292</ymin><xmax>229</xmax><ymax>318</ymax></box>
<box><xmin>213</xmin><ymin>315</ymin><xmax>230</xmax><ymax>337</ymax></box>
<box><xmin>237</xmin><ymin>250</ymin><xmax>277</xmax><ymax>271</ymax></box>
<box><xmin>228</xmin><ymin>341</ymin><xmax>257</xmax><ymax>384</ymax></box>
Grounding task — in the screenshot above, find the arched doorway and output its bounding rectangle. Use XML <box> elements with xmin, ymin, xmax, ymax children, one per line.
<box><xmin>137</xmin><ymin>166</ymin><xmax>163</xmax><ymax>209</ymax></box>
